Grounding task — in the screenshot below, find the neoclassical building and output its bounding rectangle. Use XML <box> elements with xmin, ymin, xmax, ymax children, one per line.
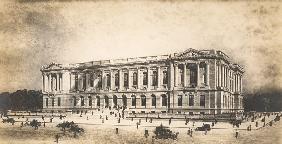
<box><xmin>41</xmin><ymin>48</ymin><xmax>244</xmax><ymax>114</ymax></box>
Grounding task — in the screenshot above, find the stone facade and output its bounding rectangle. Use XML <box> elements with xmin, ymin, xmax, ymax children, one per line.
<box><xmin>40</xmin><ymin>48</ymin><xmax>244</xmax><ymax>114</ymax></box>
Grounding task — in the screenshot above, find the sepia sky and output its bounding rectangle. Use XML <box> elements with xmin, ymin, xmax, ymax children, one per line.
<box><xmin>0</xmin><ymin>0</ymin><xmax>282</xmax><ymax>92</ymax></box>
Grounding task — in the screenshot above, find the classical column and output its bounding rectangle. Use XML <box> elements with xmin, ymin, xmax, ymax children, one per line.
<box><xmin>183</xmin><ymin>63</ymin><xmax>187</xmax><ymax>87</ymax></box>
<box><xmin>56</xmin><ymin>73</ymin><xmax>59</xmax><ymax>91</ymax></box>
<box><xmin>42</xmin><ymin>73</ymin><xmax>45</xmax><ymax>92</ymax></box>
<box><xmin>240</xmin><ymin>75</ymin><xmax>243</xmax><ymax>93</ymax></box>
<box><xmin>206</xmin><ymin>62</ymin><xmax>209</xmax><ymax>87</ymax></box>
<box><xmin>60</xmin><ymin>73</ymin><xmax>63</xmax><ymax>91</ymax></box>
<box><xmin>174</xmin><ymin>64</ymin><xmax>178</xmax><ymax>87</ymax></box>
<box><xmin>137</xmin><ymin>68</ymin><xmax>141</xmax><ymax>89</ymax></box>
<box><xmin>197</xmin><ymin>63</ymin><xmax>200</xmax><ymax>87</ymax></box>
<box><xmin>169</xmin><ymin>62</ymin><xmax>174</xmax><ymax>89</ymax></box>
<box><xmin>110</xmin><ymin>70</ymin><xmax>114</xmax><ymax>90</ymax></box>
<box><xmin>48</xmin><ymin>74</ymin><xmax>51</xmax><ymax>92</ymax></box>
<box><xmin>157</xmin><ymin>66</ymin><xmax>161</xmax><ymax>88</ymax></box>
<box><xmin>119</xmin><ymin>69</ymin><xmax>122</xmax><ymax>90</ymax></box>
<box><xmin>128</xmin><ymin>68</ymin><xmax>132</xmax><ymax>89</ymax></box>
<box><xmin>101</xmin><ymin>70</ymin><xmax>105</xmax><ymax>90</ymax></box>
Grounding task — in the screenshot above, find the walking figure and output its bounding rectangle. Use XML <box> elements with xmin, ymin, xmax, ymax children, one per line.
<box><xmin>169</xmin><ymin>118</ymin><xmax>171</xmax><ymax>125</ymax></box>
<box><xmin>235</xmin><ymin>130</ymin><xmax>239</xmax><ymax>138</ymax></box>
<box><xmin>55</xmin><ymin>134</ymin><xmax>59</xmax><ymax>143</ymax></box>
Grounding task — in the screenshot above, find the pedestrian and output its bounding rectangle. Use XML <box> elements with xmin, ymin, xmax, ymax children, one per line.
<box><xmin>55</xmin><ymin>134</ymin><xmax>59</xmax><ymax>143</ymax></box>
<box><xmin>116</xmin><ymin>127</ymin><xmax>119</xmax><ymax>134</ymax></box>
<box><xmin>187</xmin><ymin>129</ymin><xmax>190</xmax><ymax>135</ymax></box>
<box><xmin>43</xmin><ymin>121</ymin><xmax>46</xmax><ymax>127</ymax></box>
<box><xmin>92</xmin><ymin>111</ymin><xmax>94</xmax><ymax>115</ymax></box>
<box><xmin>87</xmin><ymin>116</ymin><xmax>89</xmax><ymax>120</ymax></box>
<box><xmin>169</xmin><ymin>118</ymin><xmax>172</xmax><ymax>125</ymax></box>
<box><xmin>21</xmin><ymin>122</ymin><xmax>23</xmax><ymax>127</ymax></box>
<box><xmin>235</xmin><ymin>130</ymin><xmax>239</xmax><ymax>138</ymax></box>
<box><xmin>190</xmin><ymin>129</ymin><xmax>193</xmax><ymax>137</ymax></box>
<box><xmin>136</xmin><ymin>122</ymin><xmax>139</xmax><ymax>129</ymax></box>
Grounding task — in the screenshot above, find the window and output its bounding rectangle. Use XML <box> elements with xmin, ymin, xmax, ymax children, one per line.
<box><xmin>131</xmin><ymin>95</ymin><xmax>136</xmax><ymax>107</ymax></box>
<box><xmin>178</xmin><ymin>95</ymin><xmax>183</xmax><ymax>106</ymax></box>
<box><xmin>81</xmin><ymin>96</ymin><xmax>85</xmax><ymax>106</ymax></box>
<box><xmin>161</xmin><ymin>94</ymin><xmax>167</xmax><ymax>106</ymax></box>
<box><xmin>124</xmin><ymin>73</ymin><xmax>129</xmax><ymax>87</ymax></box>
<box><xmin>143</xmin><ymin>72</ymin><xmax>148</xmax><ymax>85</ymax></box>
<box><xmin>83</xmin><ymin>74</ymin><xmax>86</xmax><ymax>90</ymax></box>
<box><xmin>133</xmin><ymin>72</ymin><xmax>138</xmax><ymax>85</ymax></box>
<box><xmin>152</xmin><ymin>71</ymin><xmax>158</xmax><ymax>86</ymax></box>
<box><xmin>90</xmin><ymin>74</ymin><xmax>94</xmax><ymax>87</ymax></box>
<box><xmin>115</xmin><ymin>73</ymin><xmax>119</xmax><ymax>86</ymax></box>
<box><xmin>189</xmin><ymin>95</ymin><xmax>194</xmax><ymax>106</ymax></box>
<box><xmin>141</xmin><ymin>95</ymin><xmax>146</xmax><ymax>107</ymax></box>
<box><xmin>73</xmin><ymin>97</ymin><xmax>77</xmax><ymax>106</ymax></box>
<box><xmin>151</xmin><ymin>95</ymin><xmax>156</xmax><ymax>107</ymax></box>
<box><xmin>51</xmin><ymin>98</ymin><xmax>55</xmax><ymax>107</ymax></box>
<box><xmin>88</xmin><ymin>96</ymin><xmax>92</xmax><ymax>106</ymax></box>
<box><xmin>104</xmin><ymin>96</ymin><xmax>109</xmax><ymax>107</ymax></box>
<box><xmin>45</xmin><ymin>98</ymin><xmax>48</xmax><ymax>107</ymax></box>
<box><xmin>163</xmin><ymin>71</ymin><xmax>168</xmax><ymax>84</ymax></box>
<box><xmin>98</xmin><ymin>74</ymin><xmax>102</xmax><ymax>88</ymax></box>
<box><xmin>106</xmin><ymin>74</ymin><xmax>111</xmax><ymax>87</ymax></box>
<box><xmin>96</xmin><ymin>96</ymin><xmax>100</xmax><ymax>106</ymax></box>
<box><xmin>179</xmin><ymin>65</ymin><xmax>184</xmax><ymax>85</ymax></box>
<box><xmin>189</xmin><ymin>64</ymin><xmax>197</xmax><ymax>86</ymax></box>
<box><xmin>200</xmin><ymin>95</ymin><xmax>205</xmax><ymax>107</ymax></box>
<box><xmin>113</xmin><ymin>95</ymin><xmax>117</xmax><ymax>106</ymax></box>
<box><xmin>58</xmin><ymin>97</ymin><xmax>61</xmax><ymax>106</ymax></box>
<box><xmin>75</xmin><ymin>74</ymin><xmax>78</xmax><ymax>90</ymax></box>
<box><xmin>122</xmin><ymin>95</ymin><xmax>127</xmax><ymax>107</ymax></box>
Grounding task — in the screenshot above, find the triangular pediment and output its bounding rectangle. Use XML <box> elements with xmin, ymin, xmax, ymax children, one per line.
<box><xmin>42</xmin><ymin>62</ymin><xmax>63</xmax><ymax>70</ymax></box>
<box><xmin>174</xmin><ymin>48</ymin><xmax>205</xmax><ymax>58</ymax></box>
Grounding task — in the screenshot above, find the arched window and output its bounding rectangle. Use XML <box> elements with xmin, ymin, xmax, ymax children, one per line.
<box><xmin>141</xmin><ymin>95</ymin><xmax>146</xmax><ymax>107</ymax></box>
<box><xmin>75</xmin><ymin>74</ymin><xmax>78</xmax><ymax>90</ymax></box>
<box><xmin>106</xmin><ymin>74</ymin><xmax>111</xmax><ymax>87</ymax></box>
<box><xmin>82</xmin><ymin>74</ymin><xmax>86</xmax><ymax>90</ymax></box>
<box><xmin>80</xmin><ymin>96</ymin><xmax>85</xmax><ymax>106</ymax></box>
<box><xmin>179</xmin><ymin>65</ymin><xmax>184</xmax><ymax>85</ymax></box>
<box><xmin>113</xmin><ymin>95</ymin><xmax>117</xmax><ymax>107</ymax></box>
<box><xmin>90</xmin><ymin>74</ymin><xmax>94</xmax><ymax>87</ymax></box>
<box><xmin>161</xmin><ymin>94</ymin><xmax>167</xmax><ymax>106</ymax></box>
<box><xmin>131</xmin><ymin>95</ymin><xmax>136</xmax><ymax>107</ymax></box>
<box><xmin>151</xmin><ymin>95</ymin><xmax>156</xmax><ymax>107</ymax></box>
<box><xmin>96</xmin><ymin>96</ymin><xmax>100</xmax><ymax>107</ymax></box>
<box><xmin>133</xmin><ymin>72</ymin><xmax>138</xmax><ymax>86</ymax></box>
<box><xmin>104</xmin><ymin>96</ymin><xmax>109</xmax><ymax>107</ymax></box>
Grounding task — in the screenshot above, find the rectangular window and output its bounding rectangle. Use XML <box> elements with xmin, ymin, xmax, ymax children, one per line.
<box><xmin>98</xmin><ymin>74</ymin><xmax>102</xmax><ymax>88</ymax></box>
<box><xmin>90</xmin><ymin>74</ymin><xmax>94</xmax><ymax>87</ymax></box>
<box><xmin>96</xmin><ymin>97</ymin><xmax>100</xmax><ymax>106</ymax></box>
<box><xmin>163</xmin><ymin>71</ymin><xmax>168</xmax><ymax>84</ymax></box>
<box><xmin>124</xmin><ymin>73</ymin><xmax>129</xmax><ymax>87</ymax></box>
<box><xmin>51</xmin><ymin>98</ymin><xmax>55</xmax><ymax>107</ymax></box>
<box><xmin>131</xmin><ymin>96</ymin><xmax>136</xmax><ymax>107</ymax></box>
<box><xmin>141</xmin><ymin>96</ymin><xmax>146</xmax><ymax>106</ymax></box>
<box><xmin>143</xmin><ymin>72</ymin><xmax>148</xmax><ymax>85</ymax></box>
<box><xmin>189</xmin><ymin>95</ymin><xmax>194</xmax><ymax>106</ymax></box>
<box><xmin>178</xmin><ymin>95</ymin><xmax>183</xmax><ymax>106</ymax></box>
<box><xmin>152</xmin><ymin>96</ymin><xmax>156</xmax><ymax>107</ymax></box>
<box><xmin>45</xmin><ymin>98</ymin><xmax>48</xmax><ymax>107</ymax></box>
<box><xmin>115</xmin><ymin>73</ymin><xmax>119</xmax><ymax>86</ymax></box>
<box><xmin>58</xmin><ymin>97</ymin><xmax>61</xmax><ymax>106</ymax></box>
<box><xmin>83</xmin><ymin>74</ymin><xmax>86</xmax><ymax>90</ymax></box>
<box><xmin>75</xmin><ymin>74</ymin><xmax>78</xmax><ymax>90</ymax></box>
<box><xmin>200</xmin><ymin>95</ymin><xmax>205</xmax><ymax>107</ymax></box>
<box><xmin>152</xmin><ymin>71</ymin><xmax>158</xmax><ymax>86</ymax></box>
<box><xmin>88</xmin><ymin>97</ymin><xmax>92</xmax><ymax>106</ymax></box>
<box><xmin>81</xmin><ymin>97</ymin><xmax>85</xmax><ymax>106</ymax></box>
<box><xmin>133</xmin><ymin>72</ymin><xmax>138</xmax><ymax>86</ymax></box>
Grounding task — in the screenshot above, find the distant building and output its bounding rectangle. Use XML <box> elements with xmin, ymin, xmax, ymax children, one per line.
<box><xmin>40</xmin><ymin>48</ymin><xmax>244</xmax><ymax>114</ymax></box>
